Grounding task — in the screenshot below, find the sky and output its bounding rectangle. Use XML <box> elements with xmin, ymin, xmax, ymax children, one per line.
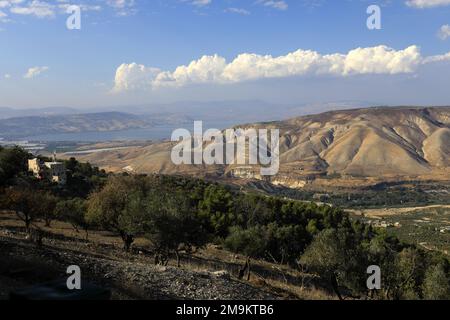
<box><xmin>0</xmin><ymin>0</ymin><xmax>449</xmax><ymax>109</ymax></box>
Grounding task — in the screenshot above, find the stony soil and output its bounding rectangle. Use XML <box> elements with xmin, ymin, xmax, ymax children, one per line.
<box><xmin>0</xmin><ymin>227</ymin><xmax>280</xmax><ymax>300</ymax></box>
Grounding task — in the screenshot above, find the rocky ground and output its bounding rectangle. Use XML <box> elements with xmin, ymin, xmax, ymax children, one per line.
<box><xmin>0</xmin><ymin>227</ymin><xmax>281</xmax><ymax>300</ymax></box>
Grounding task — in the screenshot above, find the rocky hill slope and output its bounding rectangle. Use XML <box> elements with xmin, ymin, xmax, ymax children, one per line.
<box><xmin>61</xmin><ymin>107</ymin><xmax>450</xmax><ymax>186</ymax></box>
<box><xmin>0</xmin><ymin>215</ymin><xmax>309</xmax><ymax>300</ymax></box>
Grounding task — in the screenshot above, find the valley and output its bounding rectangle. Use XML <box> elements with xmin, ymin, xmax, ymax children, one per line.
<box><xmin>49</xmin><ymin>106</ymin><xmax>450</xmax><ymax>189</ymax></box>
<box><xmin>46</xmin><ymin>107</ymin><xmax>450</xmax><ymax>257</ymax></box>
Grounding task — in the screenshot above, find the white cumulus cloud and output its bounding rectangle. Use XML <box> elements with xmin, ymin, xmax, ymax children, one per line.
<box><xmin>113</xmin><ymin>63</ymin><xmax>161</xmax><ymax>91</ymax></box>
<box><xmin>182</xmin><ymin>0</ymin><xmax>212</xmax><ymax>8</ymax></box>
<box><xmin>257</xmin><ymin>0</ymin><xmax>288</xmax><ymax>10</ymax></box>
<box><xmin>422</xmin><ymin>52</ymin><xmax>450</xmax><ymax>63</ymax></box>
<box><xmin>225</xmin><ymin>7</ymin><xmax>250</xmax><ymax>15</ymax></box>
<box><xmin>10</xmin><ymin>0</ymin><xmax>55</xmax><ymax>18</ymax></box>
<box><xmin>24</xmin><ymin>66</ymin><xmax>49</xmax><ymax>79</ymax></box>
<box><xmin>191</xmin><ymin>0</ymin><xmax>211</xmax><ymax>7</ymax></box>
<box><xmin>112</xmin><ymin>45</ymin><xmax>437</xmax><ymax>92</ymax></box>
<box><xmin>405</xmin><ymin>0</ymin><xmax>450</xmax><ymax>8</ymax></box>
<box><xmin>106</xmin><ymin>0</ymin><xmax>136</xmax><ymax>16</ymax></box>
<box><xmin>438</xmin><ymin>24</ymin><xmax>450</xmax><ymax>40</ymax></box>
<box><xmin>0</xmin><ymin>0</ymin><xmax>116</xmax><ymax>23</ymax></box>
<box><xmin>0</xmin><ymin>0</ymin><xmax>25</xmax><ymax>9</ymax></box>
<box><xmin>0</xmin><ymin>9</ymin><xmax>8</xmax><ymax>22</ymax></box>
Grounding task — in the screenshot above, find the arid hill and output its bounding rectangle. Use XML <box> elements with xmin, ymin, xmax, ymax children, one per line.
<box><xmin>61</xmin><ymin>107</ymin><xmax>450</xmax><ymax>188</ymax></box>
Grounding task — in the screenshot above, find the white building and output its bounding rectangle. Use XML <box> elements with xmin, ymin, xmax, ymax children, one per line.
<box><xmin>28</xmin><ymin>156</ymin><xmax>67</xmax><ymax>185</ymax></box>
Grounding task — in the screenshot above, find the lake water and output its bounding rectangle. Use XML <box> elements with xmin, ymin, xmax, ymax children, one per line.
<box><xmin>22</xmin><ymin>120</ymin><xmax>239</xmax><ymax>142</ymax></box>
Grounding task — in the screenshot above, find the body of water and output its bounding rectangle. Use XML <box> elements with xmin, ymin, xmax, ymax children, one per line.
<box><xmin>22</xmin><ymin>121</ymin><xmax>239</xmax><ymax>142</ymax></box>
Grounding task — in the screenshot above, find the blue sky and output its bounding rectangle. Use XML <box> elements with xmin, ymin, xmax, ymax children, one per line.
<box><xmin>0</xmin><ymin>0</ymin><xmax>449</xmax><ymax>109</ymax></box>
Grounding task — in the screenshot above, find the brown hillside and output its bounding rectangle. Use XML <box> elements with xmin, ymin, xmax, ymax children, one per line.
<box><xmin>60</xmin><ymin>107</ymin><xmax>450</xmax><ymax>187</ymax></box>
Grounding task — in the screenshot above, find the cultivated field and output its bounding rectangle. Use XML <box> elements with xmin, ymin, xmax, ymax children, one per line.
<box><xmin>349</xmin><ymin>205</ymin><xmax>450</xmax><ymax>254</ymax></box>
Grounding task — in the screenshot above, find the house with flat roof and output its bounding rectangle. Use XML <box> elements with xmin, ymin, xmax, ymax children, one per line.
<box><xmin>28</xmin><ymin>156</ymin><xmax>67</xmax><ymax>185</ymax></box>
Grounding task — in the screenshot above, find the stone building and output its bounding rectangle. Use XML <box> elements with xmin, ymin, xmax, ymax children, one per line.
<box><xmin>28</xmin><ymin>156</ymin><xmax>67</xmax><ymax>185</ymax></box>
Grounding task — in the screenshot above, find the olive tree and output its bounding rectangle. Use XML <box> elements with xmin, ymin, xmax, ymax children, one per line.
<box><xmin>143</xmin><ymin>191</ymin><xmax>208</xmax><ymax>267</ymax></box>
<box><xmin>0</xmin><ymin>187</ymin><xmax>56</xmax><ymax>233</ymax></box>
<box><xmin>56</xmin><ymin>198</ymin><xmax>90</xmax><ymax>240</ymax></box>
<box><xmin>422</xmin><ymin>264</ymin><xmax>450</xmax><ymax>300</ymax></box>
<box><xmin>86</xmin><ymin>176</ymin><xmax>150</xmax><ymax>251</ymax></box>
<box><xmin>299</xmin><ymin>227</ymin><xmax>368</xmax><ymax>300</ymax></box>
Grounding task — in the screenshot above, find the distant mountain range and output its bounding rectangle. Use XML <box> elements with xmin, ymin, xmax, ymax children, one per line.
<box><xmin>0</xmin><ymin>100</ymin><xmax>374</xmax><ymax>125</ymax></box>
<box><xmin>0</xmin><ymin>112</ymin><xmax>192</xmax><ymax>139</ymax></box>
<box><xmin>95</xmin><ymin>100</ymin><xmax>374</xmax><ymax>123</ymax></box>
<box><xmin>0</xmin><ymin>107</ymin><xmax>79</xmax><ymax>119</ymax></box>
<box><xmin>64</xmin><ymin>106</ymin><xmax>450</xmax><ymax>186</ymax></box>
<box><xmin>0</xmin><ymin>101</ymin><xmax>376</xmax><ymax>140</ymax></box>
